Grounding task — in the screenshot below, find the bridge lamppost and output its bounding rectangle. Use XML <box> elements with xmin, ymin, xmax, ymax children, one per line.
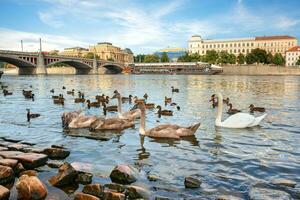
<box><xmin>21</xmin><ymin>40</ymin><xmax>23</xmax><ymax>52</ymax></box>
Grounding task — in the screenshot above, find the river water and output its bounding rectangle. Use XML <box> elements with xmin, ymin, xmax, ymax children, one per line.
<box><xmin>0</xmin><ymin>74</ymin><xmax>300</xmax><ymax>199</ymax></box>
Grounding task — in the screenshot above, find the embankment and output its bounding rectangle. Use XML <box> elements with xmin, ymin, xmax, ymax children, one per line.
<box><xmin>221</xmin><ymin>65</ymin><xmax>300</xmax><ymax>75</ymax></box>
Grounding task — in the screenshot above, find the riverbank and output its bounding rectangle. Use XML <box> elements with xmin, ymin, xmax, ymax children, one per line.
<box><xmin>221</xmin><ymin>65</ymin><xmax>300</xmax><ymax>75</ymax></box>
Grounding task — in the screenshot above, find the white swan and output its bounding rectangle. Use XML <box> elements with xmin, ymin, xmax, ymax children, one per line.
<box><xmin>112</xmin><ymin>93</ymin><xmax>141</xmax><ymax>121</ymax></box>
<box><xmin>215</xmin><ymin>93</ymin><xmax>267</xmax><ymax>128</ymax></box>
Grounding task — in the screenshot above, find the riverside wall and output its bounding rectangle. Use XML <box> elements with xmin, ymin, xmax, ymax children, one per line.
<box><xmin>221</xmin><ymin>65</ymin><xmax>300</xmax><ymax>75</ymax></box>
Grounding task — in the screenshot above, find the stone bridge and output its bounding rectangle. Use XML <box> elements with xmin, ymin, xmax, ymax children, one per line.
<box><xmin>0</xmin><ymin>50</ymin><xmax>125</xmax><ymax>75</ymax></box>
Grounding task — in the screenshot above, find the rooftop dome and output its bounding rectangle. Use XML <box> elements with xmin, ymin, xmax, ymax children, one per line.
<box><xmin>189</xmin><ymin>35</ymin><xmax>202</xmax><ymax>42</ymax></box>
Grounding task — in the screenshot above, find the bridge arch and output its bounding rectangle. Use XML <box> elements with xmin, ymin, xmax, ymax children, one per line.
<box><xmin>0</xmin><ymin>55</ymin><xmax>36</xmax><ymax>68</ymax></box>
<box><xmin>46</xmin><ymin>60</ymin><xmax>92</xmax><ymax>69</ymax></box>
<box><xmin>100</xmin><ymin>63</ymin><xmax>123</xmax><ymax>74</ymax></box>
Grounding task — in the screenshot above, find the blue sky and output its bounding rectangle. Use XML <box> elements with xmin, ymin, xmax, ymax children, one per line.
<box><xmin>0</xmin><ymin>0</ymin><xmax>299</xmax><ymax>54</ymax></box>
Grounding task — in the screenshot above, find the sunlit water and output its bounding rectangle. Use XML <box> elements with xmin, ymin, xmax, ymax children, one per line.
<box><xmin>0</xmin><ymin>74</ymin><xmax>300</xmax><ymax>199</ymax></box>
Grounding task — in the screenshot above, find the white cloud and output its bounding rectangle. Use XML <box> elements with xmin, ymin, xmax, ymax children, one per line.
<box><xmin>276</xmin><ymin>16</ymin><xmax>300</xmax><ymax>29</ymax></box>
<box><xmin>0</xmin><ymin>28</ymin><xmax>87</xmax><ymax>51</ymax></box>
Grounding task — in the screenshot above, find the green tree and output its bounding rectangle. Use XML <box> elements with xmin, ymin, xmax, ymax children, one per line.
<box><xmin>217</xmin><ymin>51</ymin><xmax>230</xmax><ymax>64</ymax></box>
<box><xmin>273</xmin><ymin>53</ymin><xmax>285</xmax><ymax>66</ymax></box>
<box><xmin>296</xmin><ymin>57</ymin><xmax>300</xmax><ymax>65</ymax></box>
<box><xmin>237</xmin><ymin>53</ymin><xmax>245</xmax><ymax>65</ymax></box>
<box><xmin>266</xmin><ymin>52</ymin><xmax>273</xmax><ymax>64</ymax></box>
<box><xmin>251</xmin><ymin>48</ymin><xmax>267</xmax><ymax>63</ymax></box>
<box><xmin>205</xmin><ymin>50</ymin><xmax>218</xmax><ymax>64</ymax></box>
<box><xmin>84</xmin><ymin>52</ymin><xmax>100</xmax><ymax>59</ymax></box>
<box><xmin>160</xmin><ymin>52</ymin><xmax>169</xmax><ymax>62</ymax></box>
<box><xmin>177</xmin><ymin>53</ymin><xmax>191</xmax><ymax>62</ymax></box>
<box><xmin>134</xmin><ymin>54</ymin><xmax>146</xmax><ymax>63</ymax></box>
<box><xmin>144</xmin><ymin>54</ymin><xmax>160</xmax><ymax>63</ymax></box>
<box><xmin>228</xmin><ymin>54</ymin><xmax>237</xmax><ymax>64</ymax></box>
<box><xmin>245</xmin><ymin>53</ymin><xmax>256</xmax><ymax>64</ymax></box>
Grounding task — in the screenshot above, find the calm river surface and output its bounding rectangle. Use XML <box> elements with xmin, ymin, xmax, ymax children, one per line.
<box><xmin>1</xmin><ymin>74</ymin><xmax>300</xmax><ymax>199</ymax></box>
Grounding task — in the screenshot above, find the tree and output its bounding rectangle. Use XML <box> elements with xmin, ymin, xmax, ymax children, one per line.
<box><xmin>251</xmin><ymin>48</ymin><xmax>267</xmax><ymax>64</ymax></box>
<box><xmin>228</xmin><ymin>54</ymin><xmax>236</xmax><ymax>64</ymax></box>
<box><xmin>84</xmin><ymin>52</ymin><xmax>99</xmax><ymax>59</ymax></box>
<box><xmin>273</xmin><ymin>53</ymin><xmax>285</xmax><ymax>66</ymax></box>
<box><xmin>266</xmin><ymin>52</ymin><xmax>273</xmax><ymax>64</ymax></box>
<box><xmin>160</xmin><ymin>52</ymin><xmax>169</xmax><ymax>62</ymax></box>
<box><xmin>296</xmin><ymin>57</ymin><xmax>300</xmax><ymax>66</ymax></box>
<box><xmin>245</xmin><ymin>53</ymin><xmax>256</xmax><ymax>64</ymax></box>
<box><xmin>134</xmin><ymin>54</ymin><xmax>146</xmax><ymax>63</ymax></box>
<box><xmin>205</xmin><ymin>50</ymin><xmax>218</xmax><ymax>64</ymax></box>
<box><xmin>144</xmin><ymin>54</ymin><xmax>160</xmax><ymax>63</ymax></box>
<box><xmin>237</xmin><ymin>53</ymin><xmax>245</xmax><ymax>65</ymax></box>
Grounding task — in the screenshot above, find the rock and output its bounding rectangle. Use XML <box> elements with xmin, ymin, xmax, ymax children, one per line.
<box><xmin>47</xmin><ymin>160</ymin><xmax>64</xmax><ymax>168</ymax></box>
<box><xmin>0</xmin><ymin>165</ymin><xmax>14</xmax><ymax>185</ymax></box>
<box><xmin>16</xmin><ymin>175</ymin><xmax>47</xmax><ymax>200</ymax></box>
<box><xmin>75</xmin><ymin>171</ymin><xmax>93</xmax><ymax>184</ymax></box>
<box><xmin>110</xmin><ymin>164</ymin><xmax>138</xmax><ymax>184</ymax></box>
<box><xmin>14</xmin><ymin>163</ymin><xmax>25</xmax><ymax>175</ymax></box>
<box><xmin>0</xmin><ymin>151</ymin><xmax>48</xmax><ymax>169</ymax></box>
<box><xmin>82</xmin><ymin>183</ymin><xmax>103</xmax><ymax>198</ymax></box>
<box><xmin>104</xmin><ymin>183</ymin><xmax>126</xmax><ymax>193</ymax></box>
<box><xmin>271</xmin><ymin>178</ymin><xmax>297</xmax><ymax>188</ymax></box>
<box><xmin>155</xmin><ymin>196</ymin><xmax>170</xmax><ymax>200</ymax></box>
<box><xmin>0</xmin><ymin>147</ymin><xmax>8</xmax><ymax>151</ymax></box>
<box><xmin>74</xmin><ymin>192</ymin><xmax>100</xmax><ymax>200</ymax></box>
<box><xmin>184</xmin><ymin>176</ymin><xmax>201</xmax><ymax>188</ymax></box>
<box><xmin>8</xmin><ymin>143</ymin><xmax>30</xmax><ymax>151</ymax></box>
<box><xmin>147</xmin><ymin>173</ymin><xmax>159</xmax><ymax>181</ymax></box>
<box><xmin>0</xmin><ymin>185</ymin><xmax>10</xmax><ymax>200</ymax></box>
<box><xmin>71</xmin><ymin>162</ymin><xmax>93</xmax><ymax>173</ymax></box>
<box><xmin>51</xmin><ymin>144</ymin><xmax>65</xmax><ymax>149</ymax></box>
<box><xmin>103</xmin><ymin>189</ymin><xmax>125</xmax><ymax>200</ymax></box>
<box><xmin>249</xmin><ymin>187</ymin><xmax>292</xmax><ymax>200</ymax></box>
<box><xmin>216</xmin><ymin>195</ymin><xmax>243</xmax><ymax>200</ymax></box>
<box><xmin>23</xmin><ymin>147</ymin><xmax>44</xmax><ymax>154</ymax></box>
<box><xmin>20</xmin><ymin>170</ymin><xmax>38</xmax><ymax>177</ymax></box>
<box><xmin>126</xmin><ymin>185</ymin><xmax>150</xmax><ymax>199</ymax></box>
<box><xmin>48</xmin><ymin>162</ymin><xmax>78</xmax><ymax>187</ymax></box>
<box><xmin>43</xmin><ymin>147</ymin><xmax>70</xmax><ymax>159</ymax></box>
<box><xmin>0</xmin><ymin>158</ymin><xmax>18</xmax><ymax>168</ymax></box>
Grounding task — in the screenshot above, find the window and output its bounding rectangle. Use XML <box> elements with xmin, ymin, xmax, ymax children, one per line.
<box><xmin>234</xmin><ymin>43</ymin><xmax>236</xmax><ymax>47</ymax></box>
<box><xmin>221</xmin><ymin>44</ymin><xmax>224</xmax><ymax>48</ymax></box>
<box><xmin>234</xmin><ymin>49</ymin><xmax>236</xmax><ymax>53</ymax></box>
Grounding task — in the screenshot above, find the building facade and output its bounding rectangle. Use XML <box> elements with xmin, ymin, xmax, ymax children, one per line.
<box><xmin>89</xmin><ymin>42</ymin><xmax>134</xmax><ymax>64</ymax></box>
<box><xmin>59</xmin><ymin>47</ymin><xmax>89</xmax><ymax>57</ymax></box>
<box><xmin>188</xmin><ymin>35</ymin><xmax>297</xmax><ymax>56</ymax></box>
<box><xmin>286</xmin><ymin>46</ymin><xmax>300</xmax><ymax>66</ymax></box>
<box><xmin>154</xmin><ymin>47</ymin><xmax>187</xmax><ymax>62</ymax></box>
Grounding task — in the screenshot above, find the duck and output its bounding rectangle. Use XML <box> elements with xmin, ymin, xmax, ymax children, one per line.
<box><xmin>171</xmin><ymin>86</ymin><xmax>179</xmax><ymax>93</ymax></box>
<box><xmin>157</xmin><ymin>105</ymin><xmax>173</xmax><ymax>116</ymax></box>
<box><xmin>26</xmin><ymin>109</ymin><xmax>40</xmax><ymax>122</ymax></box>
<box><xmin>89</xmin><ymin>117</ymin><xmax>134</xmax><ymax>131</ymax></box>
<box><xmin>50</xmin><ymin>89</ymin><xmax>55</xmax><ymax>93</ymax></box>
<box><xmin>112</xmin><ymin>93</ymin><xmax>141</xmax><ymax>120</ymax></box>
<box><xmin>170</xmin><ymin>102</ymin><xmax>177</xmax><ymax>106</ymax></box>
<box><xmin>137</xmin><ymin>102</ymin><xmax>200</xmax><ymax>139</ymax></box>
<box><xmin>249</xmin><ymin>104</ymin><xmax>266</xmax><ymax>113</ymax></box>
<box><xmin>176</xmin><ymin>106</ymin><xmax>180</xmax><ymax>111</ymax></box>
<box><xmin>121</xmin><ymin>95</ymin><xmax>133</xmax><ymax>103</ymax></box>
<box><xmin>145</xmin><ymin>103</ymin><xmax>155</xmax><ymax>109</ymax></box>
<box><xmin>215</xmin><ymin>93</ymin><xmax>267</xmax><ymax>128</ymax></box>
<box><xmin>102</xmin><ymin>102</ymin><xmax>118</xmax><ymax>112</ymax></box>
<box><xmin>227</xmin><ymin>103</ymin><xmax>241</xmax><ymax>115</ymax></box>
<box><xmin>61</xmin><ymin>111</ymin><xmax>98</xmax><ymax>129</ymax></box>
<box><xmin>74</xmin><ymin>98</ymin><xmax>85</xmax><ymax>103</ymax></box>
<box><xmin>67</xmin><ymin>89</ymin><xmax>75</xmax><ymax>95</ymax></box>
<box><xmin>164</xmin><ymin>96</ymin><xmax>172</xmax><ymax>104</ymax></box>
<box><xmin>1</xmin><ymin>85</ymin><xmax>8</xmax><ymax>89</ymax></box>
<box><xmin>209</xmin><ymin>94</ymin><xmax>218</xmax><ymax>108</ymax></box>
<box><xmin>143</xmin><ymin>93</ymin><xmax>148</xmax><ymax>100</ymax></box>
<box><xmin>86</xmin><ymin>100</ymin><xmax>100</xmax><ymax>109</ymax></box>
<box><xmin>62</xmin><ymin>86</ymin><xmax>66</xmax><ymax>89</ymax></box>
<box><xmin>134</xmin><ymin>96</ymin><xmax>145</xmax><ymax>104</ymax></box>
<box><xmin>3</xmin><ymin>89</ymin><xmax>12</xmax><ymax>96</ymax></box>
<box><xmin>52</xmin><ymin>94</ymin><xmax>63</xmax><ymax>99</ymax></box>
<box><xmin>96</xmin><ymin>94</ymin><xmax>109</xmax><ymax>103</ymax></box>
<box><xmin>53</xmin><ymin>95</ymin><xmax>64</xmax><ymax>105</ymax></box>
<box><xmin>22</xmin><ymin>90</ymin><xmax>32</xmax><ymax>96</ymax></box>
<box><xmin>223</xmin><ymin>97</ymin><xmax>230</xmax><ymax>106</ymax></box>
<box><xmin>24</xmin><ymin>92</ymin><xmax>35</xmax><ymax>101</ymax></box>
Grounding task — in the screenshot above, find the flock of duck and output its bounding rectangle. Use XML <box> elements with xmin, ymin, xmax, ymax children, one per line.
<box><xmin>1</xmin><ymin>83</ymin><xmax>268</xmax><ymax>139</ymax></box>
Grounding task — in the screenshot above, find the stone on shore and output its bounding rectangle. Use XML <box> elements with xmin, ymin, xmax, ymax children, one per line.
<box><xmin>47</xmin><ymin>160</ymin><xmax>64</xmax><ymax>168</ymax></box>
<box><xmin>75</xmin><ymin>192</ymin><xmax>100</xmax><ymax>200</ymax></box>
<box><xmin>75</xmin><ymin>171</ymin><xmax>93</xmax><ymax>184</ymax></box>
<box><xmin>8</xmin><ymin>143</ymin><xmax>30</xmax><ymax>151</ymax></box>
<box><xmin>0</xmin><ymin>185</ymin><xmax>10</xmax><ymax>200</ymax></box>
<box><xmin>43</xmin><ymin>147</ymin><xmax>70</xmax><ymax>159</ymax></box>
<box><xmin>110</xmin><ymin>164</ymin><xmax>138</xmax><ymax>184</ymax></box>
<box><xmin>82</xmin><ymin>183</ymin><xmax>103</xmax><ymax>198</ymax></box>
<box><xmin>271</xmin><ymin>178</ymin><xmax>297</xmax><ymax>188</ymax></box>
<box><xmin>155</xmin><ymin>196</ymin><xmax>170</xmax><ymax>200</ymax></box>
<box><xmin>147</xmin><ymin>173</ymin><xmax>159</xmax><ymax>181</ymax></box>
<box><xmin>103</xmin><ymin>189</ymin><xmax>125</xmax><ymax>200</ymax></box>
<box><xmin>0</xmin><ymin>147</ymin><xmax>8</xmax><ymax>151</ymax></box>
<box><xmin>184</xmin><ymin>176</ymin><xmax>202</xmax><ymax>188</ymax></box>
<box><xmin>126</xmin><ymin>185</ymin><xmax>150</xmax><ymax>199</ymax></box>
<box><xmin>14</xmin><ymin>163</ymin><xmax>25</xmax><ymax>175</ymax></box>
<box><xmin>48</xmin><ymin>162</ymin><xmax>78</xmax><ymax>187</ymax></box>
<box><xmin>104</xmin><ymin>183</ymin><xmax>126</xmax><ymax>193</ymax></box>
<box><xmin>16</xmin><ymin>175</ymin><xmax>47</xmax><ymax>200</ymax></box>
<box><xmin>0</xmin><ymin>165</ymin><xmax>14</xmax><ymax>185</ymax></box>
<box><xmin>216</xmin><ymin>195</ymin><xmax>243</xmax><ymax>200</ymax></box>
<box><xmin>0</xmin><ymin>158</ymin><xmax>18</xmax><ymax>168</ymax></box>
<box><xmin>249</xmin><ymin>187</ymin><xmax>291</xmax><ymax>200</ymax></box>
<box><xmin>20</xmin><ymin>170</ymin><xmax>38</xmax><ymax>177</ymax></box>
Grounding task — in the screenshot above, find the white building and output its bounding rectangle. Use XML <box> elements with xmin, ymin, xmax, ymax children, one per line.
<box><xmin>286</xmin><ymin>46</ymin><xmax>300</xmax><ymax>66</ymax></box>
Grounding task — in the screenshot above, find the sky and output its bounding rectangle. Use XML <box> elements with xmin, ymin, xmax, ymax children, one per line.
<box><xmin>0</xmin><ymin>0</ymin><xmax>299</xmax><ymax>54</ymax></box>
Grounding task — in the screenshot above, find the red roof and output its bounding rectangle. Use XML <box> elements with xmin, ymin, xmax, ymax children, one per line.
<box><xmin>255</xmin><ymin>35</ymin><xmax>296</xmax><ymax>40</ymax></box>
<box><xmin>287</xmin><ymin>46</ymin><xmax>300</xmax><ymax>52</ymax></box>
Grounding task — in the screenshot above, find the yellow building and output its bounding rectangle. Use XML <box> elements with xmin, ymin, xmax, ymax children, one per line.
<box><xmin>89</xmin><ymin>42</ymin><xmax>134</xmax><ymax>64</ymax></box>
<box><xmin>188</xmin><ymin>35</ymin><xmax>297</xmax><ymax>56</ymax></box>
<box><xmin>59</xmin><ymin>47</ymin><xmax>88</xmax><ymax>57</ymax></box>
<box><xmin>286</xmin><ymin>46</ymin><xmax>300</xmax><ymax>66</ymax></box>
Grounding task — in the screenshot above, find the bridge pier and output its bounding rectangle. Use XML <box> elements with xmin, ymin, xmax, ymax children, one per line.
<box><xmin>36</xmin><ymin>53</ymin><xmax>47</xmax><ymax>75</ymax></box>
<box><xmin>88</xmin><ymin>58</ymin><xmax>98</xmax><ymax>75</ymax></box>
<box><xmin>18</xmin><ymin>67</ymin><xmax>36</xmax><ymax>75</ymax></box>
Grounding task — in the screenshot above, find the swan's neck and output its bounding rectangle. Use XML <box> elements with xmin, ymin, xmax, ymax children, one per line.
<box><xmin>117</xmin><ymin>96</ymin><xmax>122</xmax><ymax>114</ymax></box>
<box><xmin>139</xmin><ymin>108</ymin><xmax>146</xmax><ymax>135</ymax></box>
<box><xmin>215</xmin><ymin>96</ymin><xmax>223</xmax><ymax>126</ymax></box>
